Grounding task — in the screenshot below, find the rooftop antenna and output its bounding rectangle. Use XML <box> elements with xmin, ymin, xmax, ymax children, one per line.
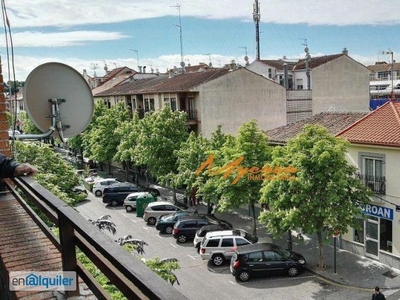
<box><xmin>204</xmin><ymin>54</ymin><xmax>213</xmax><ymax>67</ymax></box>
<box><xmin>129</xmin><ymin>49</ymin><xmax>140</xmax><ymax>71</ymax></box>
<box><xmin>382</xmin><ymin>49</ymin><xmax>394</xmax><ymax>101</ymax></box>
<box><xmin>90</xmin><ymin>63</ymin><xmax>98</xmax><ymax>77</ymax></box>
<box><xmin>239</xmin><ymin>46</ymin><xmax>249</xmax><ymax>66</ymax></box>
<box><xmin>101</xmin><ymin>59</ymin><xmax>108</xmax><ymax>73</ymax></box>
<box><xmin>171</xmin><ymin>3</ymin><xmax>185</xmax><ymax>71</ymax></box>
<box><xmin>300</xmin><ymin>38</ymin><xmax>311</xmax><ymax>90</ymax></box>
<box><xmin>253</xmin><ymin>0</ymin><xmax>261</xmax><ymax>60</ymax></box>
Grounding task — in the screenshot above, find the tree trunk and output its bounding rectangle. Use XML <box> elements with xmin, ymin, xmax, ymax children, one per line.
<box><xmin>317</xmin><ymin>230</ymin><xmax>324</xmax><ymax>270</ymax></box>
<box><xmin>125</xmin><ymin>160</ymin><xmax>129</xmax><ymax>182</ymax></box>
<box><xmin>251</xmin><ymin>203</ymin><xmax>257</xmax><ymax>237</ymax></box>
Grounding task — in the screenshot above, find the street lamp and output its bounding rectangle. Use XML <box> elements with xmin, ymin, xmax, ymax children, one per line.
<box><xmin>129</xmin><ymin>49</ymin><xmax>140</xmax><ymax>71</ymax></box>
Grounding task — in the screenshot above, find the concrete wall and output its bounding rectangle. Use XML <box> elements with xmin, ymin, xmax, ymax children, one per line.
<box><xmin>312</xmin><ymin>56</ymin><xmax>370</xmax><ymax>114</ymax></box>
<box><xmin>342</xmin><ymin>144</ymin><xmax>400</xmax><ymax>261</ymax></box>
<box><xmin>194</xmin><ymin>68</ymin><xmax>287</xmax><ymax>138</ymax></box>
<box><xmin>246</xmin><ymin>61</ymin><xmax>276</xmax><ymax>80</ymax></box>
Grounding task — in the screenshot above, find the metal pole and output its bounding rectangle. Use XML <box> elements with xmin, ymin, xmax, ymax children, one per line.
<box><xmin>333</xmin><ymin>236</ymin><xmax>337</xmax><ymax>274</ymax></box>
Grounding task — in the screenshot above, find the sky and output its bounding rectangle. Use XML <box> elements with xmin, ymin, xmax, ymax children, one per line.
<box><xmin>1</xmin><ymin>0</ymin><xmax>400</xmax><ymax>81</ymax></box>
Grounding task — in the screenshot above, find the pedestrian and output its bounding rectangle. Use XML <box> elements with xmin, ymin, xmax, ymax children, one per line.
<box><xmin>372</xmin><ymin>286</ymin><xmax>386</xmax><ymax>300</ymax></box>
<box><xmin>0</xmin><ymin>153</ymin><xmax>38</xmax><ymax>178</ymax></box>
<box><xmin>208</xmin><ymin>203</ymin><xmax>214</xmax><ymax>215</ymax></box>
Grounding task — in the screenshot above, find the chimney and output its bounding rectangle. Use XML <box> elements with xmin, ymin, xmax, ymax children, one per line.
<box><xmin>139</xmin><ymin>66</ymin><xmax>142</xmax><ymax>73</ymax></box>
<box><xmin>0</xmin><ymin>57</ymin><xmax>11</xmax><ymax>157</ymax></box>
<box><xmin>342</xmin><ymin>48</ymin><xmax>348</xmax><ymax>55</ymax></box>
<box><xmin>143</xmin><ymin>66</ymin><xmax>146</xmax><ymax>73</ymax></box>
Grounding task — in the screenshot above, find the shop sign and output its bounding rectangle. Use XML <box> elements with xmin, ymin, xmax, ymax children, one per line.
<box><xmin>362</xmin><ymin>204</ymin><xmax>393</xmax><ymax>220</ymax></box>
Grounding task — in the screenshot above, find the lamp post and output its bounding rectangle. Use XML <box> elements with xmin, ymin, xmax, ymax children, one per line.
<box><xmin>383</xmin><ymin>50</ymin><xmax>394</xmax><ymax>101</ymax></box>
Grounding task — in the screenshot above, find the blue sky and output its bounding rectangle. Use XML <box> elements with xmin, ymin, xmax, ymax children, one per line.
<box><xmin>1</xmin><ymin>0</ymin><xmax>400</xmax><ymax>81</ymax></box>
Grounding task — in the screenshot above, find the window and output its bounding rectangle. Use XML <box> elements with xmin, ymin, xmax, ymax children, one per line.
<box><xmin>206</xmin><ymin>239</ymin><xmax>220</xmax><ymax>247</ymax></box>
<box><xmin>171</xmin><ymin>98</ymin><xmax>177</xmax><ymax>111</ymax></box>
<box><xmin>263</xmin><ymin>251</ymin><xmax>276</xmax><ymax>262</ymax></box>
<box><xmin>151</xmin><ymin>205</ymin><xmax>165</xmax><ymax>211</ymax></box>
<box><xmin>360</xmin><ymin>153</ymin><xmax>385</xmax><ymax>195</ymax></box>
<box><xmin>149</xmin><ymin>99</ymin><xmax>155</xmax><ymax>111</ymax></box>
<box><xmin>268</xmin><ymin>68</ymin><xmax>272</xmax><ymax>79</ymax></box>
<box><xmin>235</xmin><ymin>238</ymin><xmax>250</xmax><ymax>246</ymax></box>
<box><xmin>182</xmin><ymin>221</ymin><xmax>196</xmax><ymax>228</ymax></box>
<box><xmin>377</xmin><ymin>71</ymin><xmax>389</xmax><ymax>80</ymax></box>
<box><xmin>221</xmin><ymin>238</ymin><xmax>234</xmax><ymax>247</ymax></box>
<box><xmin>144</xmin><ymin>99</ymin><xmax>150</xmax><ymax>112</ymax></box>
<box><xmin>165</xmin><ymin>205</ymin><xmax>177</xmax><ymax>211</ymax></box>
<box><xmin>354</xmin><ymin>218</ymin><xmax>364</xmax><ymax>243</ymax></box>
<box><xmin>247</xmin><ymin>251</ymin><xmax>263</xmax><ymax>262</ymax></box>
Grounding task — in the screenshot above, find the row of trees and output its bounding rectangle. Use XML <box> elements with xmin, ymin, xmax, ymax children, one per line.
<box><xmin>26</xmin><ymin>102</ymin><xmax>371</xmax><ymax>269</ymax></box>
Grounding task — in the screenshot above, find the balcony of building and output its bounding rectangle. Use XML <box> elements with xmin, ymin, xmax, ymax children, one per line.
<box><xmin>0</xmin><ymin>176</ymin><xmax>187</xmax><ymax>300</ymax></box>
<box><xmin>357</xmin><ymin>174</ymin><xmax>386</xmax><ymax>195</ymax></box>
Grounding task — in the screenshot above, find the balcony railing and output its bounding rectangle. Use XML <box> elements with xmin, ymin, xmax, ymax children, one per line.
<box><xmin>357</xmin><ymin>174</ymin><xmax>386</xmax><ymax>195</ymax></box>
<box><xmin>180</xmin><ymin>109</ymin><xmax>198</xmax><ymax>122</ymax></box>
<box><xmin>5</xmin><ymin>177</ymin><xmax>188</xmax><ymax>300</ymax></box>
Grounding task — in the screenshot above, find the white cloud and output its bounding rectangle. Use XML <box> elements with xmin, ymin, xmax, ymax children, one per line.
<box><xmin>6</xmin><ymin>0</ymin><xmax>400</xmax><ymax>28</ymax></box>
<box><xmin>1</xmin><ymin>31</ymin><xmax>129</xmax><ymax>47</ymax></box>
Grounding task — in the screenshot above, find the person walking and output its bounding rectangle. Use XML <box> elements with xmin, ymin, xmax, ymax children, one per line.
<box><xmin>372</xmin><ymin>286</ymin><xmax>386</xmax><ymax>300</ymax></box>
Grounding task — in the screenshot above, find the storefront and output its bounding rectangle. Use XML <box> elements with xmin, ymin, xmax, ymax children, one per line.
<box><xmin>343</xmin><ymin>202</ymin><xmax>400</xmax><ymax>269</ymax></box>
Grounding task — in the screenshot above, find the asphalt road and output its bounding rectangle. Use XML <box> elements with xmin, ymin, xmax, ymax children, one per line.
<box><xmin>75</xmin><ymin>187</ymin><xmax>375</xmax><ymax>300</ymax></box>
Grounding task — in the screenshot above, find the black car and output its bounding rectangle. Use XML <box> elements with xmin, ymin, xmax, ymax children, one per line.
<box><xmin>230</xmin><ymin>243</ymin><xmax>306</xmax><ymax>282</ymax></box>
<box><xmin>155</xmin><ymin>211</ymin><xmax>198</xmax><ymax>234</ymax></box>
<box><xmin>102</xmin><ymin>183</ymin><xmax>160</xmax><ymax>206</ymax></box>
<box><xmin>172</xmin><ymin>215</ymin><xmax>232</xmax><ymax>243</ymax></box>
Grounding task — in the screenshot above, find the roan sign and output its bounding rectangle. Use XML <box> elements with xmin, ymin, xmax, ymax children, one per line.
<box><xmin>362</xmin><ymin>204</ymin><xmax>393</xmax><ymax>220</ymax></box>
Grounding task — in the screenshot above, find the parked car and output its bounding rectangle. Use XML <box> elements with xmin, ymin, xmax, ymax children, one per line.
<box><xmin>102</xmin><ymin>183</ymin><xmax>144</xmax><ymax>207</ymax></box>
<box><xmin>143</xmin><ymin>201</ymin><xmax>188</xmax><ymax>225</ymax></box>
<box><xmin>123</xmin><ymin>192</ymin><xmax>155</xmax><ymax>212</ymax></box>
<box><xmin>93</xmin><ymin>178</ymin><xmax>122</xmax><ymax>197</ymax></box>
<box><xmin>172</xmin><ymin>215</ymin><xmax>232</xmax><ymax>244</ymax></box>
<box><xmin>72</xmin><ymin>185</ymin><xmax>88</xmax><ymax>196</ymax></box>
<box><xmin>200</xmin><ymin>229</ymin><xmax>273</xmax><ymax>266</ymax></box>
<box><xmin>155</xmin><ymin>210</ymin><xmax>198</xmax><ymax>234</ymax></box>
<box><xmin>193</xmin><ymin>223</ymin><xmax>233</xmax><ymax>252</ymax></box>
<box><xmin>230</xmin><ymin>243</ymin><xmax>306</xmax><ymax>282</ymax></box>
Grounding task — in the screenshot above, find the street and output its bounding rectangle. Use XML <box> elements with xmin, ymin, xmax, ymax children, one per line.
<box><xmin>75</xmin><ymin>187</ymin><xmax>375</xmax><ymax>300</ymax></box>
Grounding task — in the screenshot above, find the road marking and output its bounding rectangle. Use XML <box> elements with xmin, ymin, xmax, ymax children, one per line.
<box><xmin>157</xmin><ymin>235</ymin><xmax>162</xmax><ymax>239</ymax></box>
<box><xmin>188</xmin><ymin>255</ymin><xmax>196</xmax><ymax>260</ymax></box>
<box><xmin>229</xmin><ymin>281</ymin><xmax>236</xmax><ymax>285</ymax></box>
<box><xmin>142</xmin><ymin>226</ymin><xmax>148</xmax><ymax>231</ymax></box>
<box><xmin>170</xmin><ymin>243</ymin><xmax>177</xmax><ymax>248</ymax></box>
<box><xmin>130</xmin><ymin>219</ymin><xmax>137</xmax><ymax>223</ymax></box>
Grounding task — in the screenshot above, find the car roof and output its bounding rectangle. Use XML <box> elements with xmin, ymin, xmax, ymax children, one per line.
<box><xmin>204</xmin><ymin>229</ymin><xmax>247</xmax><ymax>239</ymax></box>
<box><xmin>178</xmin><ymin>215</ymin><xmax>207</xmax><ymax>222</ymax></box>
<box><xmin>147</xmin><ymin>201</ymin><xmax>178</xmax><ymax>207</ymax></box>
<box><xmin>126</xmin><ymin>192</ymin><xmax>151</xmax><ymax>197</ymax></box>
<box><xmin>236</xmin><ymin>242</ymin><xmax>277</xmax><ymax>254</ymax></box>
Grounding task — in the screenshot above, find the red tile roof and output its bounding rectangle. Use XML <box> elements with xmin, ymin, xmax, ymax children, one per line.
<box><xmin>265</xmin><ymin>111</ymin><xmax>368</xmax><ymax>144</ymax></box>
<box><xmin>259</xmin><ymin>59</ymin><xmax>296</xmax><ymax>70</ymax></box>
<box><xmin>337</xmin><ymin>101</ymin><xmax>400</xmax><ymax>147</ymax></box>
<box><xmin>367</xmin><ymin>62</ymin><xmax>400</xmax><ymax>73</ymax></box>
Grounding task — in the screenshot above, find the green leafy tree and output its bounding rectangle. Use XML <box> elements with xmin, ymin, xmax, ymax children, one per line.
<box><xmin>175</xmin><ymin>132</ymin><xmax>210</xmax><ymax>198</ymax></box>
<box><xmin>114</xmin><ymin>112</ymin><xmax>141</xmax><ymax>181</ymax></box>
<box><xmin>84</xmin><ymin>102</ymin><xmax>130</xmax><ymax>173</ymax></box>
<box><xmin>14</xmin><ymin>141</ymin><xmax>85</xmax><ymax>205</ymax></box>
<box><xmin>18</xmin><ymin>111</ymin><xmax>41</xmax><ymax>134</ymax></box>
<box><xmin>259</xmin><ymin>124</ymin><xmax>372</xmax><ymax>269</ymax></box>
<box><xmin>197</xmin><ymin>120</ymin><xmax>271</xmax><ymax>236</ymax></box>
<box><xmin>133</xmin><ymin>107</ymin><xmax>189</xmax><ymax>189</ymax></box>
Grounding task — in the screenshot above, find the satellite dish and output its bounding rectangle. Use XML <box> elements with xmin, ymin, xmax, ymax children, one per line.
<box><xmin>22</xmin><ymin>62</ymin><xmax>94</xmax><ymax>140</ymax></box>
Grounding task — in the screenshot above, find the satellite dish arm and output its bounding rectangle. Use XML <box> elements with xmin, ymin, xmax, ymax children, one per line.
<box><xmin>14</xmin><ymin>102</ymin><xmax>57</xmax><ymax>140</ymax></box>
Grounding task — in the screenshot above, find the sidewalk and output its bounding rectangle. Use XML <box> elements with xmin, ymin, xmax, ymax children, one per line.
<box><xmin>94</xmin><ymin>165</ymin><xmax>400</xmax><ymax>293</ymax></box>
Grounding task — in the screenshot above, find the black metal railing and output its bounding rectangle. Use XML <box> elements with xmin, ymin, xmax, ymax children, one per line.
<box><xmin>6</xmin><ymin>177</ymin><xmax>188</xmax><ymax>300</ymax></box>
<box><xmin>180</xmin><ymin>109</ymin><xmax>198</xmax><ymax>121</ymax></box>
<box><xmin>357</xmin><ymin>174</ymin><xmax>386</xmax><ymax>195</ymax></box>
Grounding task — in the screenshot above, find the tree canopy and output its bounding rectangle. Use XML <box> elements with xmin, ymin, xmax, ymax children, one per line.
<box><xmin>259</xmin><ymin>124</ymin><xmax>371</xmax><ymax>269</ymax></box>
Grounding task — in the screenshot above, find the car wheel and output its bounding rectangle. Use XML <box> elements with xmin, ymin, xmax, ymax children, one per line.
<box><xmin>212</xmin><ymin>254</ymin><xmax>225</xmax><ymax>266</ymax></box>
<box><xmin>125</xmin><ymin>205</ymin><xmax>133</xmax><ymax>212</ymax></box>
<box><xmin>147</xmin><ymin>217</ymin><xmax>156</xmax><ymax>225</ymax></box>
<box><xmin>165</xmin><ymin>226</ymin><xmax>173</xmax><ymax>234</ymax></box>
<box><xmin>237</xmin><ymin>270</ymin><xmax>250</xmax><ymax>282</ymax></box>
<box><xmin>287</xmin><ymin>266</ymin><xmax>299</xmax><ymax>277</ymax></box>
<box><xmin>111</xmin><ymin>200</ymin><xmax>118</xmax><ymax>207</ymax></box>
<box><xmin>94</xmin><ymin>190</ymin><xmax>102</xmax><ymax>197</ymax></box>
<box><xmin>177</xmin><ymin>234</ymin><xmax>187</xmax><ymax>243</ymax></box>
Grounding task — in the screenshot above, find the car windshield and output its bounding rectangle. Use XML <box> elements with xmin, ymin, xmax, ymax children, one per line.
<box><xmin>243</xmin><ymin>232</ymin><xmax>258</xmax><ymax>244</ymax></box>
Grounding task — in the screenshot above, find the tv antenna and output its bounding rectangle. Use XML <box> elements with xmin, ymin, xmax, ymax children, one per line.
<box><xmin>90</xmin><ymin>63</ymin><xmax>98</xmax><ymax>76</ymax></box>
<box><xmin>239</xmin><ymin>47</ymin><xmax>249</xmax><ymax>66</ymax></box>
<box><xmin>17</xmin><ymin>63</ymin><xmax>94</xmax><ymax>142</ymax></box>
<box><xmin>171</xmin><ymin>3</ymin><xmax>185</xmax><ymax>69</ymax></box>
<box><xmin>129</xmin><ymin>49</ymin><xmax>140</xmax><ymax>71</ymax></box>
